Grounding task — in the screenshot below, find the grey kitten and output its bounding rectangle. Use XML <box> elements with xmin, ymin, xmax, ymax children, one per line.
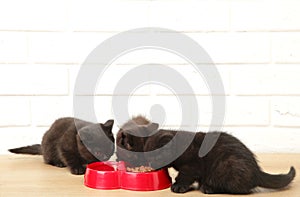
<box><xmin>9</xmin><ymin>117</ymin><xmax>115</xmax><ymax>175</ymax></box>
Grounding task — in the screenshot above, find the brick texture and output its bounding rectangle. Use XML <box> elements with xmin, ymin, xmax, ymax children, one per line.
<box><xmin>0</xmin><ymin>0</ymin><xmax>300</xmax><ymax>153</ymax></box>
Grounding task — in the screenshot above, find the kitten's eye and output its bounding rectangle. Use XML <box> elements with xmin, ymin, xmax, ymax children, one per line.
<box><xmin>94</xmin><ymin>151</ymin><xmax>102</xmax><ymax>157</ymax></box>
<box><xmin>79</xmin><ymin>137</ymin><xmax>87</xmax><ymax>145</ymax></box>
<box><xmin>93</xmin><ymin>147</ymin><xmax>103</xmax><ymax>155</ymax></box>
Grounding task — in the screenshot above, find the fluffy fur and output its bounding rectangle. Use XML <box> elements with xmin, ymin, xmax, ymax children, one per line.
<box><xmin>143</xmin><ymin>129</ymin><xmax>295</xmax><ymax>194</ymax></box>
<box><xmin>9</xmin><ymin>117</ymin><xmax>115</xmax><ymax>175</ymax></box>
<box><xmin>116</xmin><ymin>115</ymin><xmax>158</xmax><ymax>166</ymax></box>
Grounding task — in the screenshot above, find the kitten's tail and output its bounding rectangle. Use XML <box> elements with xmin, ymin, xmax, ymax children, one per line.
<box><xmin>9</xmin><ymin>144</ymin><xmax>42</xmax><ymax>155</ymax></box>
<box><xmin>258</xmin><ymin>166</ymin><xmax>296</xmax><ymax>189</ymax></box>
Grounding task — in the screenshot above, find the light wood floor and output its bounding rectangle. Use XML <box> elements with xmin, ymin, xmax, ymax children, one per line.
<box><xmin>0</xmin><ymin>154</ymin><xmax>299</xmax><ymax>196</ymax></box>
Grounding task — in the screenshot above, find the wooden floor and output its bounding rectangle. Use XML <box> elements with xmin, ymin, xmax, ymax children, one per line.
<box><xmin>0</xmin><ymin>154</ymin><xmax>299</xmax><ymax>197</ymax></box>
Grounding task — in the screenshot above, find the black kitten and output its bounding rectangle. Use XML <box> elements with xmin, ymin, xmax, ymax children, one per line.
<box><xmin>116</xmin><ymin>115</ymin><xmax>158</xmax><ymax>166</ymax></box>
<box><xmin>9</xmin><ymin>117</ymin><xmax>115</xmax><ymax>175</ymax></box>
<box><xmin>142</xmin><ymin>129</ymin><xmax>296</xmax><ymax>194</ymax></box>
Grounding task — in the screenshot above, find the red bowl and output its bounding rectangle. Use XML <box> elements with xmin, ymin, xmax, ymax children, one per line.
<box><xmin>84</xmin><ymin>161</ymin><xmax>171</xmax><ymax>191</ymax></box>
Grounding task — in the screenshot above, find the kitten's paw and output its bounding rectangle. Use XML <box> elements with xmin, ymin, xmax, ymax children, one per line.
<box><xmin>200</xmin><ymin>185</ymin><xmax>215</xmax><ymax>194</ymax></box>
<box><xmin>171</xmin><ymin>183</ymin><xmax>191</xmax><ymax>193</ymax></box>
<box><xmin>70</xmin><ymin>166</ymin><xmax>86</xmax><ymax>175</ymax></box>
<box><xmin>54</xmin><ymin>163</ymin><xmax>66</xmax><ymax>168</ymax></box>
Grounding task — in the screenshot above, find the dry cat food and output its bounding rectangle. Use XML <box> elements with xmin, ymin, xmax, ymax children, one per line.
<box><xmin>126</xmin><ymin>166</ymin><xmax>154</xmax><ymax>172</ymax></box>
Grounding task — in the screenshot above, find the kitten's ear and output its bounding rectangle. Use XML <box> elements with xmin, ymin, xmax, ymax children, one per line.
<box><xmin>102</xmin><ymin>119</ymin><xmax>114</xmax><ymax>129</ymax></box>
<box><xmin>121</xmin><ymin>120</ymin><xmax>138</xmax><ymax>132</ymax></box>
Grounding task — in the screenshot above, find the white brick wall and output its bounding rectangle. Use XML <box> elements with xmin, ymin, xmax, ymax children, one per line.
<box><xmin>272</xmin><ymin>97</ymin><xmax>300</xmax><ymax>127</ymax></box>
<box><xmin>148</xmin><ymin>1</ymin><xmax>230</xmax><ymax>31</ymax></box>
<box><xmin>196</xmin><ymin>96</ymin><xmax>270</xmax><ymax>127</ymax></box>
<box><xmin>231</xmin><ymin>65</ymin><xmax>300</xmax><ymax>95</ymax></box>
<box><xmin>0</xmin><ymin>65</ymin><xmax>68</xmax><ymax>95</ymax></box>
<box><xmin>0</xmin><ymin>97</ymin><xmax>31</xmax><ymax>126</ymax></box>
<box><xmin>188</xmin><ymin>33</ymin><xmax>271</xmax><ymax>63</ymax></box>
<box><xmin>0</xmin><ymin>32</ymin><xmax>27</xmax><ymax>63</ymax></box>
<box><xmin>231</xmin><ymin>0</ymin><xmax>300</xmax><ymax>31</ymax></box>
<box><xmin>1</xmin><ymin>0</ymin><xmax>300</xmax><ymax>154</ymax></box>
<box><xmin>31</xmin><ymin>96</ymin><xmax>73</xmax><ymax>126</ymax></box>
<box><xmin>0</xmin><ymin>0</ymin><xmax>68</xmax><ymax>31</ymax></box>
<box><xmin>273</xmin><ymin>33</ymin><xmax>300</xmax><ymax>63</ymax></box>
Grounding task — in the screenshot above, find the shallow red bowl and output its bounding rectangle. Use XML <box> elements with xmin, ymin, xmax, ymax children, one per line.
<box><xmin>84</xmin><ymin>161</ymin><xmax>171</xmax><ymax>191</ymax></box>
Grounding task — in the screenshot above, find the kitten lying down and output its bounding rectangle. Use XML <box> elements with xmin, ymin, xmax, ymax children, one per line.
<box><xmin>9</xmin><ymin>117</ymin><xmax>115</xmax><ymax>175</ymax></box>
<box><xmin>118</xmin><ymin>119</ymin><xmax>296</xmax><ymax>194</ymax></box>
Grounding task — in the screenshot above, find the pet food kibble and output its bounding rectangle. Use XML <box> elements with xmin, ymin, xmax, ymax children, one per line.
<box><xmin>126</xmin><ymin>166</ymin><xmax>154</xmax><ymax>172</ymax></box>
